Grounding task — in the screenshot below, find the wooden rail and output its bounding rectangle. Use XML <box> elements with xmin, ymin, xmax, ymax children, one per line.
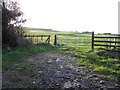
<box><xmin>23</xmin><ymin>34</ymin><xmax>51</xmax><ymax>44</ymax></box>
<box><xmin>92</xmin><ymin>32</ymin><xmax>120</xmax><ymax>49</ymax></box>
<box><xmin>94</xmin><ymin>36</ymin><xmax>120</xmax><ymax>38</ymax></box>
<box><xmin>94</xmin><ymin>40</ymin><xmax>120</xmax><ymax>43</ymax></box>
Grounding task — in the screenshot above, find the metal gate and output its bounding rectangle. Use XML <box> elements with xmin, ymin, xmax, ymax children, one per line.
<box><xmin>56</xmin><ymin>33</ymin><xmax>92</xmax><ymax>48</ymax></box>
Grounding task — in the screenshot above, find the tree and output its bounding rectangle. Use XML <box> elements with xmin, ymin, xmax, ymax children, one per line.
<box><xmin>2</xmin><ymin>0</ymin><xmax>26</xmax><ymax>47</ymax></box>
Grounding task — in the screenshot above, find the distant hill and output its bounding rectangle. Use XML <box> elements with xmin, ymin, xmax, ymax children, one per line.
<box><xmin>23</xmin><ymin>27</ymin><xmax>57</xmax><ymax>32</ymax></box>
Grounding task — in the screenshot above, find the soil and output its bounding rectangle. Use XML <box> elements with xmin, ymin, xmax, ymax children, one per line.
<box><xmin>2</xmin><ymin>51</ymin><xmax>119</xmax><ymax>89</ymax></box>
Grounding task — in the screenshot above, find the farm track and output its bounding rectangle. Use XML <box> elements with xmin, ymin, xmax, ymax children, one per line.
<box><xmin>2</xmin><ymin>52</ymin><xmax>118</xmax><ymax>89</ymax></box>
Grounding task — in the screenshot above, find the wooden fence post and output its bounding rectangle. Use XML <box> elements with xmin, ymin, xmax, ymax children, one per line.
<box><xmin>41</xmin><ymin>35</ymin><xmax>43</xmax><ymax>43</ymax></box>
<box><xmin>48</xmin><ymin>35</ymin><xmax>50</xmax><ymax>44</ymax></box>
<box><xmin>54</xmin><ymin>35</ymin><xmax>57</xmax><ymax>46</ymax></box>
<box><xmin>92</xmin><ymin>31</ymin><xmax>94</xmax><ymax>49</ymax></box>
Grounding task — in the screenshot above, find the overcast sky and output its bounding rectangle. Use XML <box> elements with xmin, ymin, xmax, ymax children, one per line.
<box><xmin>18</xmin><ymin>0</ymin><xmax>119</xmax><ymax>34</ymax></box>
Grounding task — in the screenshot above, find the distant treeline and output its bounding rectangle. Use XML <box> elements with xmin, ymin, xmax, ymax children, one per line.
<box><xmin>98</xmin><ymin>33</ymin><xmax>120</xmax><ymax>36</ymax></box>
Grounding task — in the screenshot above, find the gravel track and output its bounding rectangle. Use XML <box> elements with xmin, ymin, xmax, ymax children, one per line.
<box><xmin>2</xmin><ymin>52</ymin><xmax>119</xmax><ymax>89</ymax></box>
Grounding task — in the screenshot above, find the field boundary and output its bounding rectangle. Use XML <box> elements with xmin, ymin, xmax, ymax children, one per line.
<box><xmin>92</xmin><ymin>32</ymin><xmax>120</xmax><ymax>49</ymax></box>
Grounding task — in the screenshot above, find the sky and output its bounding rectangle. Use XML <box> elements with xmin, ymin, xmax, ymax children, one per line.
<box><xmin>18</xmin><ymin>0</ymin><xmax>120</xmax><ymax>34</ymax></box>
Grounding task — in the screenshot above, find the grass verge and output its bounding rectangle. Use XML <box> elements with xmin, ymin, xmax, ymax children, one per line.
<box><xmin>60</xmin><ymin>46</ymin><xmax>120</xmax><ymax>81</ymax></box>
<box><xmin>2</xmin><ymin>44</ymin><xmax>58</xmax><ymax>70</ymax></box>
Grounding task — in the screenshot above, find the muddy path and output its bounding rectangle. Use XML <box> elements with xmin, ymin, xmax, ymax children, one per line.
<box><xmin>2</xmin><ymin>52</ymin><xmax>119</xmax><ymax>89</ymax></box>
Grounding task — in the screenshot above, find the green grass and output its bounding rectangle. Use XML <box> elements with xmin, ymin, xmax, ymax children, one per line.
<box><xmin>60</xmin><ymin>46</ymin><xmax>120</xmax><ymax>81</ymax></box>
<box><xmin>25</xmin><ymin>29</ymin><xmax>76</xmax><ymax>45</ymax></box>
<box><xmin>25</xmin><ymin>29</ymin><xmax>120</xmax><ymax>49</ymax></box>
<box><xmin>2</xmin><ymin>44</ymin><xmax>58</xmax><ymax>70</ymax></box>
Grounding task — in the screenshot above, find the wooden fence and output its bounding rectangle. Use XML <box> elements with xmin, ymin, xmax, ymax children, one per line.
<box><xmin>92</xmin><ymin>32</ymin><xmax>120</xmax><ymax>49</ymax></box>
<box><xmin>23</xmin><ymin>34</ymin><xmax>50</xmax><ymax>44</ymax></box>
<box><xmin>22</xmin><ymin>33</ymin><xmax>120</xmax><ymax>49</ymax></box>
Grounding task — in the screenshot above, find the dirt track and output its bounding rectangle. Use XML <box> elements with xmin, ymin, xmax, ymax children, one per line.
<box><xmin>2</xmin><ymin>52</ymin><xmax>118</xmax><ymax>89</ymax></box>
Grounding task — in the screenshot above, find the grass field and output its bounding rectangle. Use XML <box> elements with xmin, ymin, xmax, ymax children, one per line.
<box><xmin>25</xmin><ymin>29</ymin><xmax>92</xmax><ymax>48</ymax></box>
<box><xmin>25</xmin><ymin>29</ymin><xmax>120</xmax><ymax>49</ymax></box>
<box><xmin>25</xmin><ymin>29</ymin><xmax>77</xmax><ymax>45</ymax></box>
